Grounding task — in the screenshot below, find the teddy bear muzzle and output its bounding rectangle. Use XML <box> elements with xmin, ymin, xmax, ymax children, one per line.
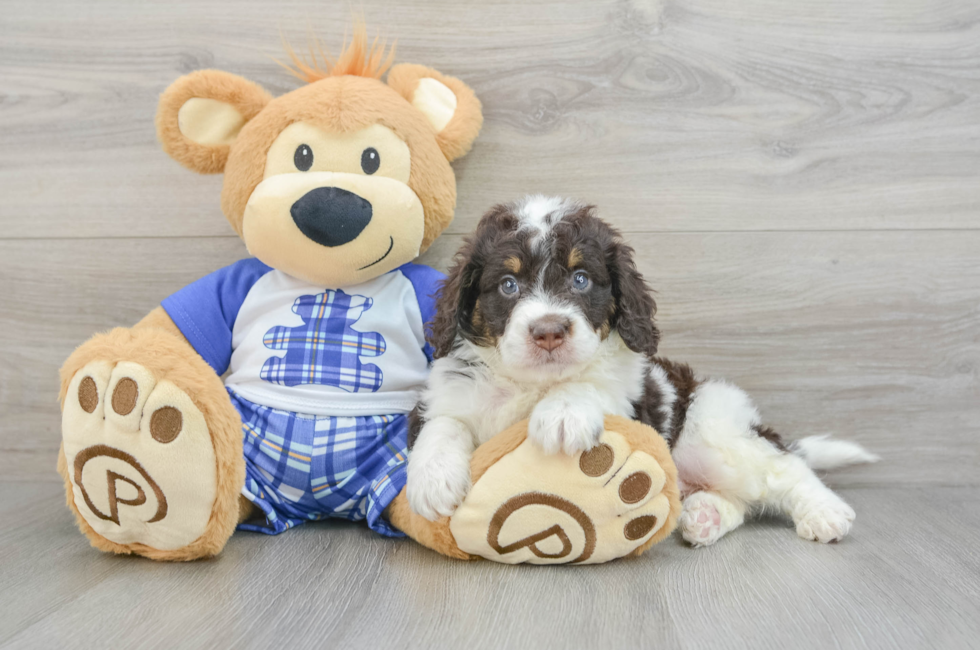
<box><xmin>241</xmin><ymin>170</ymin><xmax>425</xmax><ymax>287</ymax></box>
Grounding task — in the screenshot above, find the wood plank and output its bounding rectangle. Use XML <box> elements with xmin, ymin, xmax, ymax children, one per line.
<box><xmin>1</xmin><ymin>483</ymin><xmax>978</xmax><ymax>649</ymax></box>
<box><xmin>2</xmin><ymin>0</ymin><xmax>979</xmax><ymax>238</ymax></box>
<box><xmin>2</xmin><ymin>231</ymin><xmax>977</xmax><ymax>485</ymax></box>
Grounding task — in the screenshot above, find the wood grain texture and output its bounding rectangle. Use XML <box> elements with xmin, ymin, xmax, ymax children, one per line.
<box><xmin>1</xmin><ymin>0</ymin><xmax>979</xmax><ymax>238</ymax></box>
<box><xmin>3</xmin><ymin>0</ymin><xmax>980</xmax><ymax>646</ymax></box>
<box><xmin>1</xmin><ymin>483</ymin><xmax>978</xmax><ymax>649</ymax></box>
<box><xmin>2</xmin><ymin>231</ymin><xmax>977</xmax><ymax>485</ymax></box>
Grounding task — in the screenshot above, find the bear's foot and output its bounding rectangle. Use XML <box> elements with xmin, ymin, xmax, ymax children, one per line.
<box><xmin>434</xmin><ymin>416</ymin><xmax>680</xmax><ymax>565</ymax></box>
<box><xmin>58</xmin><ymin>327</ymin><xmax>244</xmax><ymax>560</ymax></box>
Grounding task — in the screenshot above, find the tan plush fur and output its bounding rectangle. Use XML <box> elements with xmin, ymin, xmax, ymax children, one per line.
<box><xmin>65</xmin><ymin>30</ymin><xmax>487</xmax><ymax>561</ymax></box>
<box><xmin>58</xmin><ymin>308</ymin><xmax>245</xmax><ymax>561</ymax></box>
<box><xmin>215</xmin><ymin>73</ymin><xmax>471</xmax><ymax>252</ymax></box>
<box><xmin>390</xmin><ymin>416</ymin><xmax>680</xmax><ymax>561</ymax></box>
<box><xmin>154</xmin><ymin>42</ymin><xmax>482</xmax><ymax>253</ymax></box>
<box><xmin>387</xmin><ymin>64</ymin><xmax>483</xmax><ymax>163</ymax></box>
<box><xmin>279</xmin><ymin>21</ymin><xmax>396</xmax><ymax>82</ymax></box>
<box><xmin>156</xmin><ymin>70</ymin><xmax>272</xmax><ymax>175</ymax></box>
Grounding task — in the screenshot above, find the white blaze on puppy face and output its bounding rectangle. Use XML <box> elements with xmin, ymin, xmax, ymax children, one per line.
<box><xmin>514</xmin><ymin>195</ymin><xmax>580</xmax><ymax>247</ymax></box>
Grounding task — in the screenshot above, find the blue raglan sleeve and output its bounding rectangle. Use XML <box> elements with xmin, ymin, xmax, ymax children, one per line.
<box><xmin>399</xmin><ymin>262</ymin><xmax>447</xmax><ymax>363</ymax></box>
<box><xmin>161</xmin><ymin>258</ymin><xmax>272</xmax><ymax>375</ymax></box>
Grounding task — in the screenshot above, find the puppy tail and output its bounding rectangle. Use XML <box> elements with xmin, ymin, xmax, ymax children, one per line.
<box><xmin>789</xmin><ymin>435</ymin><xmax>880</xmax><ymax>471</ymax></box>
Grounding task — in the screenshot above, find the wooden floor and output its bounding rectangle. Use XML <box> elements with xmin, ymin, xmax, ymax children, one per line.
<box><xmin>1</xmin><ymin>0</ymin><xmax>978</xmax><ymax>648</ymax></box>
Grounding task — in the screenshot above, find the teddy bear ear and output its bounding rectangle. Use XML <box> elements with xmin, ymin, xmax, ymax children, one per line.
<box><xmin>156</xmin><ymin>70</ymin><xmax>272</xmax><ymax>174</ymax></box>
<box><xmin>387</xmin><ymin>64</ymin><xmax>483</xmax><ymax>162</ymax></box>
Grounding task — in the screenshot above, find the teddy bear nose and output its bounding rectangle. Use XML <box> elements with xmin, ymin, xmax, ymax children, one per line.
<box><xmin>290</xmin><ymin>187</ymin><xmax>373</xmax><ymax>247</ymax></box>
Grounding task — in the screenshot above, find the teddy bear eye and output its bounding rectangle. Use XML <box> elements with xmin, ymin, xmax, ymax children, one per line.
<box><xmin>361</xmin><ymin>147</ymin><xmax>380</xmax><ymax>175</ymax></box>
<box><xmin>294</xmin><ymin>144</ymin><xmax>314</xmax><ymax>172</ymax></box>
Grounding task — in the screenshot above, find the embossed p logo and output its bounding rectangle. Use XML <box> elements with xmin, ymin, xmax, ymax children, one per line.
<box><xmin>73</xmin><ymin>445</ymin><xmax>168</xmax><ymax>525</ymax></box>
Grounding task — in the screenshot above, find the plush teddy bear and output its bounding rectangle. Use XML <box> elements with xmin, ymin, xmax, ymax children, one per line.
<box><xmin>57</xmin><ymin>27</ymin><xmax>680</xmax><ymax>564</ymax></box>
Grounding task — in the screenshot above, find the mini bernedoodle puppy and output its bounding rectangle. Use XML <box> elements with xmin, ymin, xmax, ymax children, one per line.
<box><xmin>407</xmin><ymin>196</ymin><xmax>877</xmax><ymax>546</ymax></box>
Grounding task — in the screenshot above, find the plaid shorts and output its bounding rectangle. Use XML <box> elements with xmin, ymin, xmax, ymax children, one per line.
<box><xmin>229</xmin><ymin>389</ymin><xmax>408</xmax><ymax>537</ymax></box>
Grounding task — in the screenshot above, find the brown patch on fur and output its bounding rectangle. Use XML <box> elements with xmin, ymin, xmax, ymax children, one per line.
<box><xmin>428</xmin><ymin>206</ymin><xmax>518</xmax><ymax>358</ymax></box>
<box><xmin>598</xmin><ymin>321</ymin><xmax>611</xmax><ymax>340</ymax></box>
<box><xmin>58</xmin><ymin>308</ymin><xmax>244</xmax><ymax>561</ymax></box>
<box><xmin>752</xmin><ymin>424</ymin><xmax>788</xmax><ymax>452</ymax></box>
<box><xmin>471</xmin><ymin>299</ymin><xmax>497</xmax><ymax>347</ymax></box>
<box><xmin>654</xmin><ymin>357</ymin><xmax>700</xmax><ymax>448</ymax></box>
<box><xmin>567</xmin><ymin>247</ymin><xmax>583</xmax><ymax>268</ymax></box>
<box><xmin>503</xmin><ymin>256</ymin><xmax>521</xmax><ymax>273</ymax></box>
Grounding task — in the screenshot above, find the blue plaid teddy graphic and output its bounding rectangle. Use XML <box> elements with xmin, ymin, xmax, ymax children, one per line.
<box><xmin>260</xmin><ymin>289</ymin><xmax>387</xmax><ymax>393</ymax></box>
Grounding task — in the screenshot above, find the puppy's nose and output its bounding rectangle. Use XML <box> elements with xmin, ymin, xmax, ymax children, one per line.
<box><xmin>290</xmin><ymin>187</ymin><xmax>372</xmax><ymax>247</ymax></box>
<box><xmin>530</xmin><ymin>315</ymin><xmax>571</xmax><ymax>352</ymax></box>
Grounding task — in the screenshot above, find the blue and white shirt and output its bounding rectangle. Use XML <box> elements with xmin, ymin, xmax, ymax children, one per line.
<box><xmin>162</xmin><ymin>259</ymin><xmax>443</xmax><ymax>417</ymax></box>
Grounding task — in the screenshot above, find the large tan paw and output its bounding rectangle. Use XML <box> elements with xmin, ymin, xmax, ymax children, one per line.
<box><xmin>448</xmin><ymin>417</ymin><xmax>680</xmax><ymax>565</ymax></box>
<box><xmin>62</xmin><ymin>360</ymin><xmax>220</xmax><ymax>552</ymax></box>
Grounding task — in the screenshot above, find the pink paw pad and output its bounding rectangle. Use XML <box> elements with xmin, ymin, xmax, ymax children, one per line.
<box><xmin>695</xmin><ymin>505</ymin><xmax>722</xmax><ymax>538</ymax></box>
<box><xmin>680</xmin><ymin>496</ymin><xmax>726</xmax><ymax>546</ymax></box>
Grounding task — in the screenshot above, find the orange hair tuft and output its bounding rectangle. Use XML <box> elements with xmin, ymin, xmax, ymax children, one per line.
<box><xmin>279</xmin><ymin>20</ymin><xmax>396</xmax><ymax>83</ymax></box>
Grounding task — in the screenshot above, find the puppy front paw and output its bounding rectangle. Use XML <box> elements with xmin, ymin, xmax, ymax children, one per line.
<box><xmin>406</xmin><ymin>451</ymin><xmax>471</xmax><ymax>521</ymax></box>
<box><xmin>528</xmin><ymin>397</ymin><xmax>604</xmax><ymax>455</ymax></box>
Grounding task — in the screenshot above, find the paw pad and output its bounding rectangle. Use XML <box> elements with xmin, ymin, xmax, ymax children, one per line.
<box><xmin>62</xmin><ymin>360</ymin><xmax>218</xmax><ymax>550</ymax></box>
<box><xmin>150</xmin><ymin>407</ymin><xmax>182</xmax><ymax>444</ymax></box>
<box><xmin>78</xmin><ymin>376</ymin><xmax>99</xmax><ymax>413</ymax></box>
<box><xmin>579</xmin><ymin>443</ymin><xmax>614</xmax><ymax>476</ymax></box>
<box><xmin>619</xmin><ymin>472</ymin><xmax>652</xmax><ymax>504</ymax></box>
<box><xmin>111</xmin><ymin>377</ymin><xmax>138</xmax><ymax>415</ymax></box>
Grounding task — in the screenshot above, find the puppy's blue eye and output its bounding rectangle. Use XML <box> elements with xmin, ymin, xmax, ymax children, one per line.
<box><xmin>572</xmin><ymin>271</ymin><xmax>590</xmax><ymax>290</ymax></box>
<box><xmin>499</xmin><ymin>276</ymin><xmax>520</xmax><ymax>296</ymax></box>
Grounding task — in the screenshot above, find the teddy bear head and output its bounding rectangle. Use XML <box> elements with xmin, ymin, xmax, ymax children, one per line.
<box><xmin>156</xmin><ymin>28</ymin><xmax>482</xmax><ymax>287</ymax></box>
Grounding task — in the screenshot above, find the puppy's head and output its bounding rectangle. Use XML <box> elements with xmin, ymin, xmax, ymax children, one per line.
<box><xmin>431</xmin><ymin>196</ymin><xmax>659</xmax><ymax>378</ymax></box>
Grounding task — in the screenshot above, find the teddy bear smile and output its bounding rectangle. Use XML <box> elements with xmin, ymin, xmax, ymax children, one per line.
<box><xmin>358</xmin><ymin>235</ymin><xmax>395</xmax><ymax>270</ymax></box>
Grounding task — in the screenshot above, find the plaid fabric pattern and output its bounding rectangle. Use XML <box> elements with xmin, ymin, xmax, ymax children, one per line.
<box><xmin>260</xmin><ymin>289</ymin><xmax>386</xmax><ymax>393</ymax></box>
<box><xmin>230</xmin><ymin>389</ymin><xmax>408</xmax><ymax>537</ymax></box>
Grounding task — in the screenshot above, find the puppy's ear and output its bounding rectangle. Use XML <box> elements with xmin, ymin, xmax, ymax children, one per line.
<box><xmin>156</xmin><ymin>70</ymin><xmax>272</xmax><ymax>174</ymax></box>
<box><xmin>430</xmin><ymin>238</ymin><xmax>483</xmax><ymax>358</ymax></box>
<box><xmin>608</xmin><ymin>238</ymin><xmax>660</xmax><ymax>356</ymax></box>
<box><xmin>387</xmin><ymin>63</ymin><xmax>483</xmax><ymax>162</ymax></box>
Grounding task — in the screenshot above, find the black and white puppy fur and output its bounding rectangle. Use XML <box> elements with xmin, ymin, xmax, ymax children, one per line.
<box><xmin>407</xmin><ymin>196</ymin><xmax>878</xmax><ymax>546</ymax></box>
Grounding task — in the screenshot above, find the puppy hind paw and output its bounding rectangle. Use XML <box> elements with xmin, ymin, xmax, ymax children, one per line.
<box><xmin>678</xmin><ymin>491</ymin><xmax>744</xmax><ymax>548</ymax></box>
<box><xmin>795</xmin><ymin>501</ymin><xmax>856</xmax><ymax>543</ymax></box>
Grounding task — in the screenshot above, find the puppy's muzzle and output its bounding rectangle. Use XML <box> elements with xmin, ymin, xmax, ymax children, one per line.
<box><xmin>290</xmin><ymin>187</ymin><xmax>372</xmax><ymax>247</ymax></box>
<box><xmin>530</xmin><ymin>315</ymin><xmax>572</xmax><ymax>352</ymax></box>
